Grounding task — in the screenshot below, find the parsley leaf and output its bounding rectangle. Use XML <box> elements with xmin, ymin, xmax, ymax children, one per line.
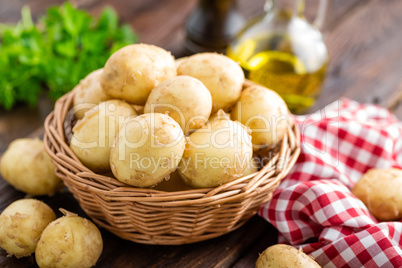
<box><xmin>0</xmin><ymin>2</ymin><xmax>137</xmax><ymax>110</ymax></box>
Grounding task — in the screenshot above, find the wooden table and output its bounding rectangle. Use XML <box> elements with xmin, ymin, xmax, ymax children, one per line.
<box><xmin>1</xmin><ymin>0</ymin><xmax>402</xmax><ymax>267</ymax></box>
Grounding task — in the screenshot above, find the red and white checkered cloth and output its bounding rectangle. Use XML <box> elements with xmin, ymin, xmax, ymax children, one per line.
<box><xmin>259</xmin><ymin>98</ymin><xmax>402</xmax><ymax>268</ymax></box>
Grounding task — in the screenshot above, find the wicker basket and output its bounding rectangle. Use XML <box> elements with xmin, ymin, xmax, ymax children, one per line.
<box><xmin>43</xmin><ymin>81</ymin><xmax>300</xmax><ymax>245</ymax></box>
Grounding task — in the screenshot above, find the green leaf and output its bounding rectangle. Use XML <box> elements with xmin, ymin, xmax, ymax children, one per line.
<box><xmin>98</xmin><ymin>7</ymin><xmax>118</xmax><ymax>35</ymax></box>
<box><xmin>54</xmin><ymin>39</ymin><xmax>76</xmax><ymax>57</ymax></box>
<box><xmin>60</xmin><ymin>2</ymin><xmax>91</xmax><ymax>37</ymax></box>
<box><xmin>21</xmin><ymin>6</ymin><xmax>34</xmax><ymax>30</ymax></box>
<box><xmin>0</xmin><ymin>2</ymin><xmax>138</xmax><ymax>110</ymax></box>
<box><xmin>0</xmin><ymin>82</ymin><xmax>15</xmax><ymax>110</ymax></box>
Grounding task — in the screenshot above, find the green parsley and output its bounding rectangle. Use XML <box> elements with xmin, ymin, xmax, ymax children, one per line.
<box><xmin>0</xmin><ymin>3</ymin><xmax>137</xmax><ymax>110</ymax></box>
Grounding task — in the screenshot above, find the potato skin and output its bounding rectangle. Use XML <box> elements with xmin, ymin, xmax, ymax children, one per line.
<box><xmin>0</xmin><ymin>138</ymin><xmax>62</xmax><ymax>196</ymax></box>
<box><xmin>70</xmin><ymin>100</ymin><xmax>137</xmax><ymax>172</ymax></box>
<box><xmin>110</xmin><ymin>113</ymin><xmax>185</xmax><ymax>187</ymax></box>
<box><xmin>101</xmin><ymin>44</ymin><xmax>176</xmax><ymax>105</ymax></box>
<box><xmin>209</xmin><ymin>109</ymin><xmax>231</xmax><ymax>122</ymax></box>
<box><xmin>144</xmin><ymin>75</ymin><xmax>212</xmax><ymax>135</ymax></box>
<box><xmin>177</xmin><ymin>53</ymin><xmax>244</xmax><ymax>113</ymax></box>
<box><xmin>256</xmin><ymin>245</ymin><xmax>321</xmax><ymax>268</ymax></box>
<box><xmin>242</xmin><ymin>157</ymin><xmax>260</xmax><ymax>177</ymax></box>
<box><xmin>231</xmin><ymin>85</ymin><xmax>289</xmax><ymax>151</ymax></box>
<box><xmin>352</xmin><ymin>168</ymin><xmax>402</xmax><ymax>221</ymax></box>
<box><xmin>178</xmin><ymin>118</ymin><xmax>253</xmax><ymax>188</ymax></box>
<box><xmin>174</xmin><ymin>57</ymin><xmax>188</xmax><ymax>69</ymax></box>
<box><xmin>35</xmin><ymin>215</ymin><xmax>103</xmax><ymax>268</ymax></box>
<box><xmin>72</xmin><ymin>69</ymin><xmax>110</xmax><ymax>119</ymax></box>
<box><xmin>0</xmin><ymin>199</ymin><xmax>56</xmax><ymax>258</ymax></box>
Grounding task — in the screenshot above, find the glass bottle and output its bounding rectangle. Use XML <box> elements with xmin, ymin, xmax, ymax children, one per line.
<box><xmin>227</xmin><ymin>0</ymin><xmax>329</xmax><ymax>114</ymax></box>
<box><xmin>185</xmin><ymin>0</ymin><xmax>245</xmax><ymax>54</ymax></box>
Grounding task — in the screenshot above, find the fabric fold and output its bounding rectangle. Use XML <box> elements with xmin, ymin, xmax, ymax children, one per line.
<box><xmin>259</xmin><ymin>98</ymin><xmax>402</xmax><ymax>267</ymax></box>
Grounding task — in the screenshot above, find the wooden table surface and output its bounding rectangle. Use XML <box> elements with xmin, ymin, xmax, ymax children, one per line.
<box><xmin>1</xmin><ymin>0</ymin><xmax>402</xmax><ymax>267</ymax></box>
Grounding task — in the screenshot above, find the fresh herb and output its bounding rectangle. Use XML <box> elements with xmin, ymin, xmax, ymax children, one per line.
<box><xmin>0</xmin><ymin>3</ymin><xmax>137</xmax><ymax>110</ymax></box>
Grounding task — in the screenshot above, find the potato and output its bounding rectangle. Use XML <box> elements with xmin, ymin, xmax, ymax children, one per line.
<box><xmin>175</xmin><ymin>57</ymin><xmax>188</xmax><ymax>69</ymax></box>
<box><xmin>72</xmin><ymin>69</ymin><xmax>110</xmax><ymax>119</ymax></box>
<box><xmin>144</xmin><ymin>75</ymin><xmax>212</xmax><ymax>135</ymax></box>
<box><xmin>110</xmin><ymin>113</ymin><xmax>185</xmax><ymax>187</ymax></box>
<box><xmin>177</xmin><ymin>53</ymin><xmax>244</xmax><ymax>113</ymax></box>
<box><xmin>0</xmin><ymin>138</ymin><xmax>62</xmax><ymax>196</ymax></box>
<box><xmin>132</xmin><ymin>104</ymin><xmax>144</xmax><ymax>115</ymax></box>
<box><xmin>256</xmin><ymin>244</ymin><xmax>320</xmax><ymax>268</ymax></box>
<box><xmin>242</xmin><ymin>157</ymin><xmax>260</xmax><ymax>177</ymax></box>
<box><xmin>0</xmin><ymin>199</ymin><xmax>56</xmax><ymax>258</ymax></box>
<box><xmin>101</xmin><ymin>44</ymin><xmax>176</xmax><ymax>105</ymax></box>
<box><xmin>231</xmin><ymin>85</ymin><xmax>289</xmax><ymax>151</ymax></box>
<box><xmin>178</xmin><ymin>118</ymin><xmax>253</xmax><ymax>188</ymax></box>
<box><xmin>70</xmin><ymin>100</ymin><xmax>137</xmax><ymax>172</ymax></box>
<box><xmin>209</xmin><ymin>109</ymin><xmax>231</xmax><ymax>122</ymax></box>
<box><xmin>352</xmin><ymin>168</ymin><xmax>402</xmax><ymax>221</ymax></box>
<box><xmin>35</xmin><ymin>210</ymin><xmax>103</xmax><ymax>268</ymax></box>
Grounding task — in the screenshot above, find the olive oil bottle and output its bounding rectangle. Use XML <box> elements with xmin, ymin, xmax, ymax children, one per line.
<box><xmin>228</xmin><ymin>0</ymin><xmax>328</xmax><ymax>114</ymax></box>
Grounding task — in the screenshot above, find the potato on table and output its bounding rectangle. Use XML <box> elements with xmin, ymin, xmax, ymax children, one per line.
<box><xmin>0</xmin><ymin>199</ymin><xmax>56</xmax><ymax>258</ymax></box>
<box><xmin>35</xmin><ymin>209</ymin><xmax>103</xmax><ymax>268</ymax></box>
<box><xmin>256</xmin><ymin>244</ymin><xmax>321</xmax><ymax>268</ymax></box>
<box><xmin>352</xmin><ymin>168</ymin><xmax>402</xmax><ymax>221</ymax></box>
<box><xmin>0</xmin><ymin>138</ymin><xmax>62</xmax><ymax>196</ymax></box>
<box><xmin>144</xmin><ymin>75</ymin><xmax>213</xmax><ymax>135</ymax></box>
<box><xmin>177</xmin><ymin>53</ymin><xmax>244</xmax><ymax>113</ymax></box>
<box><xmin>101</xmin><ymin>44</ymin><xmax>176</xmax><ymax>105</ymax></box>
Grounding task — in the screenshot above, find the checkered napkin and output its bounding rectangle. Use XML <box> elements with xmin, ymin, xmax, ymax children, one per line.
<box><xmin>258</xmin><ymin>98</ymin><xmax>402</xmax><ymax>267</ymax></box>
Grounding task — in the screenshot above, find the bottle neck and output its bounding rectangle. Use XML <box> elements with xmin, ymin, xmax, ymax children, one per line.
<box><xmin>265</xmin><ymin>0</ymin><xmax>305</xmax><ymax>17</ymax></box>
<box><xmin>200</xmin><ymin>0</ymin><xmax>238</xmax><ymax>12</ymax></box>
<box><xmin>185</xmin><ymin>0</ymin><xmax>245</xmax><ymax>54</ymax></box>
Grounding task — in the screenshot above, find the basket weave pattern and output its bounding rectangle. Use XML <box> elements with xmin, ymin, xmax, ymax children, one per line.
<box><xmin>43</xmin><ymin>82</ymin><xmax>300</xmax><ymax>245</ymax></box>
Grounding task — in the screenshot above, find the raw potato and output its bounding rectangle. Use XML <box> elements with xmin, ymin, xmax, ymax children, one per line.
<box><xmin>101</xmin><ymin>44</ymin><xmax>176</xmax><ymax>105</ymax></box>
<box><xmin>0</xmin><ymin>138</ymin><xmax>62</xmax><ymax>196</ymax></box>
<box><xmin>70</xmin><ymin>99</ymin><xmax>137</xmax><ymax>172</ymax></box>
<box><xmin>256</xmin><ymin>244</ymin><xmax>321</xmax><ymax>268</ymax></box>
<box><xmin>110</xmin><ymin>113</ymin><xmax>185</xmax><ymax>187</ymax></box>
<box><xmin>175</xmin><ymin>57</ymin><xmax>188</xmax><ymax>69</ymax></box>
<box><xmin>209</xmin><ymin>109</ymin><xmax>231</xmax><ymax>122</ymax></box>
<box><xmin>132</xmin><ymin>104</ymin><xmax>144</xmax><ymax>115</ymax></box>
<box><xmin>242</xmin><ymin>157</ymin><xmax>260</xmax><ymax>177</ymax></box>
<box><xmin>177</xmin><ymin>53</ymin><xmax>244</xmax><ymax>113</ymax></box>
<box><xmin>0</xmin><ymin>199</ymin><xmax>56</xmax><ymax>258</ymax></box>
<box><xmin>178</xmin><ymin>118</ymin><xmax>253</xmax><ymax>188</ymax></box>
<box><xmin>144</xmin><ymin>75</ymin><xmax>213</xmax><ymax>135</ymax></box>
<box><xmin>35</xmin><ymin>210</ymin><xmax>103</xmax><ymax>268</ymax></box>
<box><xmin>231</xmin><ymin>85</ymin><xmax>289</xmax><ymax>151</ymax></box>
<box><xmin>72</xmin><ymin>69</ymin><xmax>110</xmax><ymax>119</ymax></box>
<box><xmin>352</xmin><ymin>168</ymin><xmax>402</xmax><ymax>221</ymax></box>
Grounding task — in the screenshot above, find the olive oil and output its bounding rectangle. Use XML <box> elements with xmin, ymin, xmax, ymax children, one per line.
<box><xmin>227</xmin><ymin>0</ymin><xmax>329</xmax><ymax>114</ymax></box>
<box><xmin>228</xmin><ymin>34</ymin><xmax>328</xmax><ymax>114</ymax></box>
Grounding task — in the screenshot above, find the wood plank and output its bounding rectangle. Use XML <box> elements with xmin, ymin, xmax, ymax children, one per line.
<box><xmin>0</xmin><ymin>97</ymin><xmax>52</xmax><ymax>154</ymax></box>
<box><xmin>313</xmin><ymin>0</ymin><xmax>402</xmax><ymax>111</ymax></box>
